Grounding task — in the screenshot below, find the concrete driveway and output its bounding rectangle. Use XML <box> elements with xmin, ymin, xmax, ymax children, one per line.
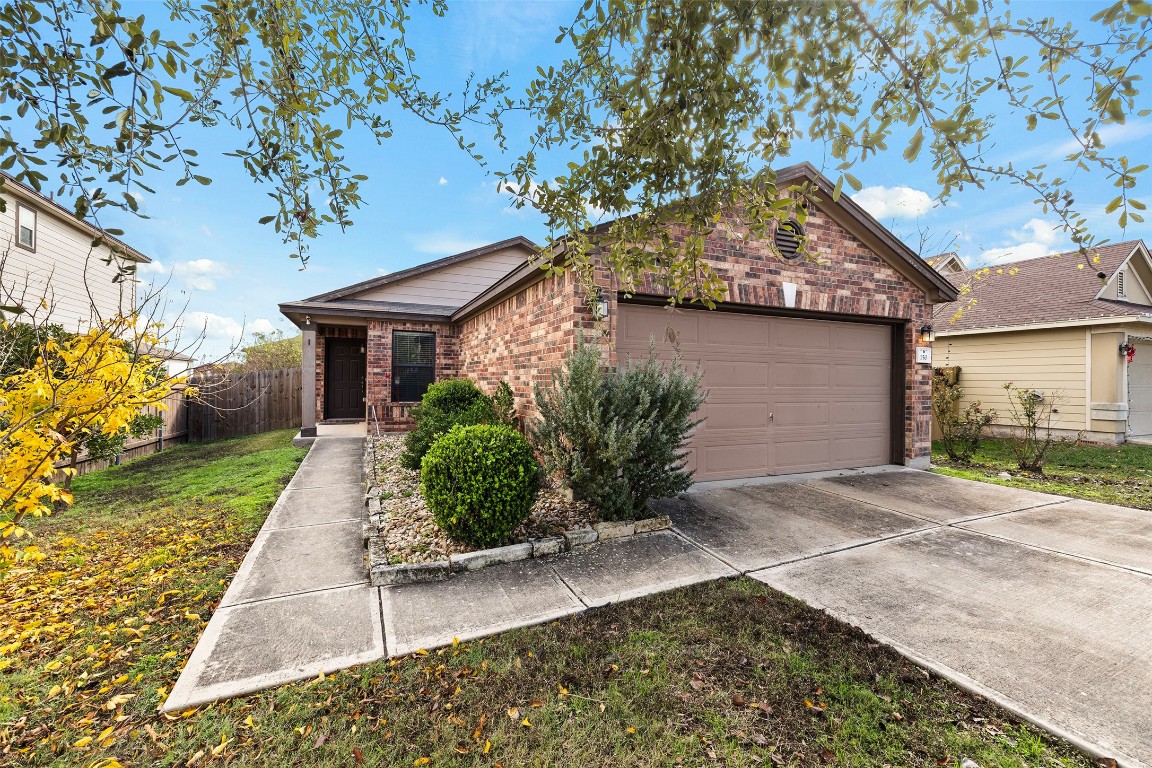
<box><xmin>656</xmin><ymin>470</ymin><xmax>1152</xmax><ymax>767</ymax></box>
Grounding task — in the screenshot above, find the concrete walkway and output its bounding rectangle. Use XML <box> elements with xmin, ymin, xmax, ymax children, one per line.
<box><xmin>164</xmin><ymin>447</ymin><xmax>1152</xmax><ymax>767</ymax></box>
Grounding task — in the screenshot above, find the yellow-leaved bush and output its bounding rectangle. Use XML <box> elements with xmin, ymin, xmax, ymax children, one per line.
<box><xmin>0</xmin><ymin>315</ymin><xmax>180</xmax><ymax>567</ymax></box>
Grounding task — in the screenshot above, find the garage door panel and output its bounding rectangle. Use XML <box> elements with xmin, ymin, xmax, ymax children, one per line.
<box><xmin>703</xmin><ymin>314</ymin><xmax>772</xmax><ymax>346</ymax></box>
<box><xmin>1130</xmin><ymin>342</ymin><xmax>1152</xmax><ymax>437</ymax></box>
<box><xmin>772</xmin><ymin>437</ymin><xmax>833</xmax><ymax>474</ymax></box>
<box><xmin>832</xmin><ymin>398</ymin><xmax>890</xmax><ymax>426</ymax></box>
<box><xmin>703</xmin><ymin>403</ymin><xmax>771</xmax><ymax>430</ymax></box>
<box><xmin>834</xmin><ymin>323</ymin><xmax>890</xmax><ymax>352</ymax></box>
<box><xmin>832</xmin><ymin>434</ymin><xmax>892</xmax><ymax>464</ymax></box>
<box><xmin>703</xmin><ymin>360</ymin><xmax>770</xmax><ymax>389</ymax></box>
<box><xmin>618</xmin><ymin>304</ymin><xmax>894</xmax><ymax>480</ymax></box>
<box><xmin>833</xmin><ymin>361</ymin><xmax>889</xmax><ymax>389</ymax></box>
<box><xmin>699</xmin><ymin>443</ymin><xmax>771</xmax><ymax>478</ymax></box>
<box><xmin>775</xmin><ymin>318</ymin><xmax>831</xmax><ymax>350</ymax></box>
<box><xmin>772</xmin><ymin>362</ymin><xmax>831</xmax><ymax>389</ymax></box>
<box><xmin>621</xmin><ymin>309</ymin><xmax>700</xmax><ymax>346</ymax></box>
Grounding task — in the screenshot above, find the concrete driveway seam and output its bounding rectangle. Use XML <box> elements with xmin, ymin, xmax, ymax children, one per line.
<box><xmin>950</xmin><ymin>523</ymin><xmax>1152</xmax><ymax>580</ymax></box>
<box><xmin>740</xmin><ymin>524</ymin><xmax>941</xmax><ymax>577</ymax></box>
<box><xmin>806</xmin><ymin>478</ymin><xmax>1070</xmax><ymax>527</ymax></box>
<box><xmin>750</xmin><ymin>578</ymin><xmax>1142</xmax><ymax>768</ymax></box>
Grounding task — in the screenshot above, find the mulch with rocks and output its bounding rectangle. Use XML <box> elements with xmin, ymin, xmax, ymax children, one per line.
<box><xmin>369</xmin><ymin>434</ymin><xmax>597</xmax><ymax>565</ymax></box>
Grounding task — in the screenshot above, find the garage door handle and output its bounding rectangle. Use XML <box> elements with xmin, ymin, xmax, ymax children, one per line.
<box><xmin>769</xmin><ymin>412</ymin><xmax>774</xmax><ymax>422</ymax></box>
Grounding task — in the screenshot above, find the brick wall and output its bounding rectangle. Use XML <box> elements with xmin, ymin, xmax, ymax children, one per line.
<box><xmin>456</xmin><ymin>203</ymin><xmax>935</xmax><ymax>462</ymax></box>
<box><xmin>457</xmin><ymin>269</ymin><xmax>602</xmax><ymax>427</ymax></box>
<box><xmin>365</xmin><ymin>319</ymin><xmax>461</xmax><ymax>430</ymax></box>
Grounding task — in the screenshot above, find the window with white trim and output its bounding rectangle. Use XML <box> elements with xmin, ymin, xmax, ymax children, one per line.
<box><xmin>15</xmin><ymin>203</ymin><xmax>36</xmax><ymax>251</ymax></box>
<box><xmin>1117</xmin><ymin>270</ymin><xmax>1127</xmax><ymax>299</ymax></box>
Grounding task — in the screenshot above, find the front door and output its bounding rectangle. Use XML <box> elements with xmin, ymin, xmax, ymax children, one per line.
<box><xmin>325</xmin><ymin>338</ymin><xmax>366</xmax><ymax>420</ymax></box>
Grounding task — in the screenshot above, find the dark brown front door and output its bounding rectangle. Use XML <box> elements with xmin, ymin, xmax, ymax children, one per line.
<box><xmin>324</xmin><ymin>338</ymin><xmax>366</xmax><ymax>420</ymax></box>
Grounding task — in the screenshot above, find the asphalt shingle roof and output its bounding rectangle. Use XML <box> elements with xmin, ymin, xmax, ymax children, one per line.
<box><xmin>935</xmin><ymin>241</ymin><xmax>1151</xmax><ymax>332</ymax></box>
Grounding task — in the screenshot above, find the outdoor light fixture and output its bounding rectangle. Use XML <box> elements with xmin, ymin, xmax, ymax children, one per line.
<box><xmin>918</xmin><ymin>324</ymin><xmax>935</xmax><ymax>344</ymax></box>
<box><xmin>591</xmin><ymin>287</ymin><xmax>610</xmax><ymax>320</ymax></box>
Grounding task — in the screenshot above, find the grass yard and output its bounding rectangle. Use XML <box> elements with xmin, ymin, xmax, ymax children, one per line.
<box><xmin>932</xmin><ymin>438</ymin><xmax>1152</xmax><ymax>510</ymax></box>
<box><xmin>1</xmin><ymin>431</ymin><xmax>1095</xmax><ymax>767</ymax></box>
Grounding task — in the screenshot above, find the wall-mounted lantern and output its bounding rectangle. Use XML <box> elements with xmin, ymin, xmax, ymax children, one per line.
<box><xmin>1121</xmin><ymin>342</ymin><xmax>1136</xmax><ymax>363</ymax></box>
<box><xmin>591</xmin><ymin>287</ymin><xmax>610</xmax><ymax>320</ymax></box>
<box><xmin>918</xmin><ymin>324</ymin><xmax>935</xmax><ymax>344</ymax></box>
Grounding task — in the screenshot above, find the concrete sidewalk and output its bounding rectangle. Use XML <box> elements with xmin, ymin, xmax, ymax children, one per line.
<box><xmin>164</xmin><ymin>436</ymin><xmax>385</xmax><ymax>711</ymax></box>
<box><xmin>164</xmin><ymin>453</ymin><xmax>1152</xmax><ymax>767</ymax></box>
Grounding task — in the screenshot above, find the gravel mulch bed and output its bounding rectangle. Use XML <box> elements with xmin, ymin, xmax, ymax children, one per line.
<box><xmin>370</xmin><ymin>434</ymin><xmax>597</xmax><ymax>565</ymax></box>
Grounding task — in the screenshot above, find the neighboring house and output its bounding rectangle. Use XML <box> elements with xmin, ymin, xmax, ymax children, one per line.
<box><xmin>280</xmin><ymin>162</ymin><xmax>959</xmax><ymax>482</ymax></box>
<box><xmin>0</xmin><ymin>172</ymin><xmax>151</xmax><ymax>331</ymax></box>
<box><xmin>934</xmin><ymin>240</ymin><xmax>1152</xmax><ymax>443</ymax></box>
<box><xmin>926</xmin><ymin>252</ymin><xmax>966</xmax><ymax>276</ymax></box>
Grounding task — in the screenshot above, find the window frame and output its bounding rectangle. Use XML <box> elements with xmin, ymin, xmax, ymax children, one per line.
<box><xmin>15</xmin><ymin>203</ymin><xmax>36</xmax><ymax>252</ymax></box>
<box><xmin>391</xmin><ymin>330</ymin><xmax>436</xmax><ymax>403</ymax></box>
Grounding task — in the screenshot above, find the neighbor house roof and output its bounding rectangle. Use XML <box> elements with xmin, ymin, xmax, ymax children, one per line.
<box><xmin>935</xmin><ymin>240</ymin><xmax>1152</xmax><ymax>334</ymax></box>
<box><xmin>1</xmin><ymin>172</ymin><xmax>152</xmax><ymax>263</ymax></box>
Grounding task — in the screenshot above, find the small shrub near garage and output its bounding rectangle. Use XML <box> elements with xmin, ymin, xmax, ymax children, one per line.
<box><xmin>532</xmin><ymin>339</ymin><xmax>705</xmax><ymax>521</ymax></box>
<box><xmin>421</xmin><ymin>424</ymin><xmax>539</xmax><ymax>548</ymax></box>
<box><xmin>400</xmin><ymin>378</ymin><xmax>496</xmax><ymax>470</ymax></box>
<box><xmin>931</xmin><ymin>367</ymin><xmax>994</xmax><ymax>463</ymax></box>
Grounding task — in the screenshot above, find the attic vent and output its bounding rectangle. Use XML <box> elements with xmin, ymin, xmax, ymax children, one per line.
<box><xmin>774</xmin><ymin>220</ymin><xmax>805</xmax><ymax>261</ymax></box>
<box><xmin>1118</xmin><ymin>270</ymin><xmax>1127</xmax><ymax>298</ymax></box>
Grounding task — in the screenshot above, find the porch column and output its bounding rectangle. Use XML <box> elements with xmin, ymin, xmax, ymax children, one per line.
<box><xmin>300</xmin><ymin>321</ymin><xmax>317</xmax><ymax>437</ymax></box>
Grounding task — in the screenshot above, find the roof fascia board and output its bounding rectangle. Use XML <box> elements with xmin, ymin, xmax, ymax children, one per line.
<box><xmin>1091</xmin><ymin>241</ymin><xmax>1142</xmax><ymax>299</ymax></box>
<box><xmin>937</xmin><ymin>314</ymin><xmax>1152</xmax><ymax>336</ymax></box>
<box><xmin>278</xmin><ymin>302</ymin><xmax>452</xmax><ymax>326</ymax></box>
<box><xmin>306</xmin><ymin>236</ymin><xmax>539</xmax><ymax>302</ymax></box>
<box><xmin>0</xmin><ymin>172</ymin><xmax>151</xmax><ymax>263</ymax></box>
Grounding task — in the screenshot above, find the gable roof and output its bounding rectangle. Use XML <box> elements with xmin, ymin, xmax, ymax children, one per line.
<box><xmin>452</xmin><ymin>162</ymin><xmax>961</xmax><ymax>321</ymax></box>
<box><xmin>0</xmin><ymin>172</ymin><xmax>151</xmax><ymax>263</ymax></box>
<box><xmin>934</xmin><ymin>240</ymin><xmax>1152</xmax><ymax>333</ymax></box>
<box><xmin>304</xmin><ymin>236</ymin><xmax>539</xmax><ymax>302</ymax></box>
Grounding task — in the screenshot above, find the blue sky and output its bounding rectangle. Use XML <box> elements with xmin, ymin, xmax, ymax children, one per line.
<box><xmin>95</xmin><ymin>0</ymin><xmax>1149</xmax><ymax>360</ymax></box>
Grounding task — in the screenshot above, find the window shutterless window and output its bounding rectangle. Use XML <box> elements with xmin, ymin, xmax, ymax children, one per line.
<box><xmin>392</xmin><ymin>331</ymin><xmax>436</xmax><ymax>402</ymax></box>
<box><xmin>15</xmin><ymin>204</ymin><xmax>36</xmax><ymax>251</ymax></box>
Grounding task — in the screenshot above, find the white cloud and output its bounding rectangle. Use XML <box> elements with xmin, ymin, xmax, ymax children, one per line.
<box><xmin>978</xmin><ymin>218</ymin><xmax>1069</xmax><ymax>265</ymax></box>
<box><xmin>175</xmin><ymin>312</ymin><xmax>276</xmax><ymax>351</ymax></box>
<box><xmin>408</xmin><ymin>234</ymin><xmax>489</xmax><ymax>256</ymax></box>
<box><xmin>174</xmin><ymin>258</ymin><xmax>231</xmax><ymax>291</ymax></box>
<box><xmin>438</xmin><ymin>176</ymin><xmax>448</xmax><ymax>186</ymax></box>
<box><xmin>137</xmin><ymin>259</ymin><xmax>167</xmax><ymax>276</ymax></box>
<box><xmin>200</xmin><ymin>225</ymin><xmax>213</xmax><ymax>238</ymax></box>
<box><xmin>853</xmin><ymin>185</ymin><xmax>935</xmax><ymax>220</ymax></box>
<box><xmin>1057</xmin><ymin>119</ymin><xmax>1152</xmax><ymax>155</ymax></box>
<box><xmin>376</xmin><ymin>268</ymin><xmax>390</xmax><ymax>276</ymax></box>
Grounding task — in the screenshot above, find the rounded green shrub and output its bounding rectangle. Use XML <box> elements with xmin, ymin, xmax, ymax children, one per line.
<box><xmin>400</xmin><ymin>378</ymin><xmax>494</xmax><ymax>470</ymax></box>
<box><xmin>421</xmin><ymin>424</ymin><xmax>539</xmax><ymax>548</ymax></box>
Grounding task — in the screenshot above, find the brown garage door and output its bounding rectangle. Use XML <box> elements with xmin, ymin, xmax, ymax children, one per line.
<box><xmin>617</xmin><ymin>304</ymin><xmax>893</xmax><ymax>481</ymax></box>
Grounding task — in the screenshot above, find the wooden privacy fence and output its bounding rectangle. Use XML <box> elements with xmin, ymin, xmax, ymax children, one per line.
<box><xmin>71</xmin><ymin>391</ymin><xmax>188</xmax><ymax>476</ymax></box>
<box><xmin>187</xmin><ymin>367</ymin><xmax>302</xmax><ymax>442</ymax></box>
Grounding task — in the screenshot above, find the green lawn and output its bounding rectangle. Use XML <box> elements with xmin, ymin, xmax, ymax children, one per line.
<box><xmin>932</xmin><ymin>438</ymin><xmax>1152</xmax><ymax>509</ymax></box>
<box><xmin>1</xmin><ymin>431</ymin><xmax>1095</xmax><ymax>767</ymax></box>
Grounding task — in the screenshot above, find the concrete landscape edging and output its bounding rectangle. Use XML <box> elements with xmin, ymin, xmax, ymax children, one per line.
<box><xmin>363</xmin><ymin>438</ymin><xmax>672</xmax><ymax>586</ymax></box>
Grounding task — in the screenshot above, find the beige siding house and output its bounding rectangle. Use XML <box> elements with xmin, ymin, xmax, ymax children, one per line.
<box><xmin>0</xmin><ymin>173</ymin><xmax>151</xmax><ymax>331</ymax></box>
<box><xmin>935</xmin><ymin>241</ymin><xmax>1152</xmax><ymax>443</ymax></box>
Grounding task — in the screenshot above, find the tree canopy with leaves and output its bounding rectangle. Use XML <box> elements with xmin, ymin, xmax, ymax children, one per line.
<box><xmin>500</xmin><ymin>0</ymin><xmax>1152</xmax><ymax>304</ymax></box>
<box><xmin>1</xmin><ymin>0</ymin><xmax>1148</xmax><ymax>302</ymax></box>
<box><xmin>0</xmin><ymin>0</ymin><xmax>503</xmax><ymax>271</ymax></box>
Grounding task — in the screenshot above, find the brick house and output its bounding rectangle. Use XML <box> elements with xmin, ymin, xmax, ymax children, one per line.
<box><xmin>279</xmin><ymin>163</ymin><xmax>959</xmax><ymax>482</ymax></box>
